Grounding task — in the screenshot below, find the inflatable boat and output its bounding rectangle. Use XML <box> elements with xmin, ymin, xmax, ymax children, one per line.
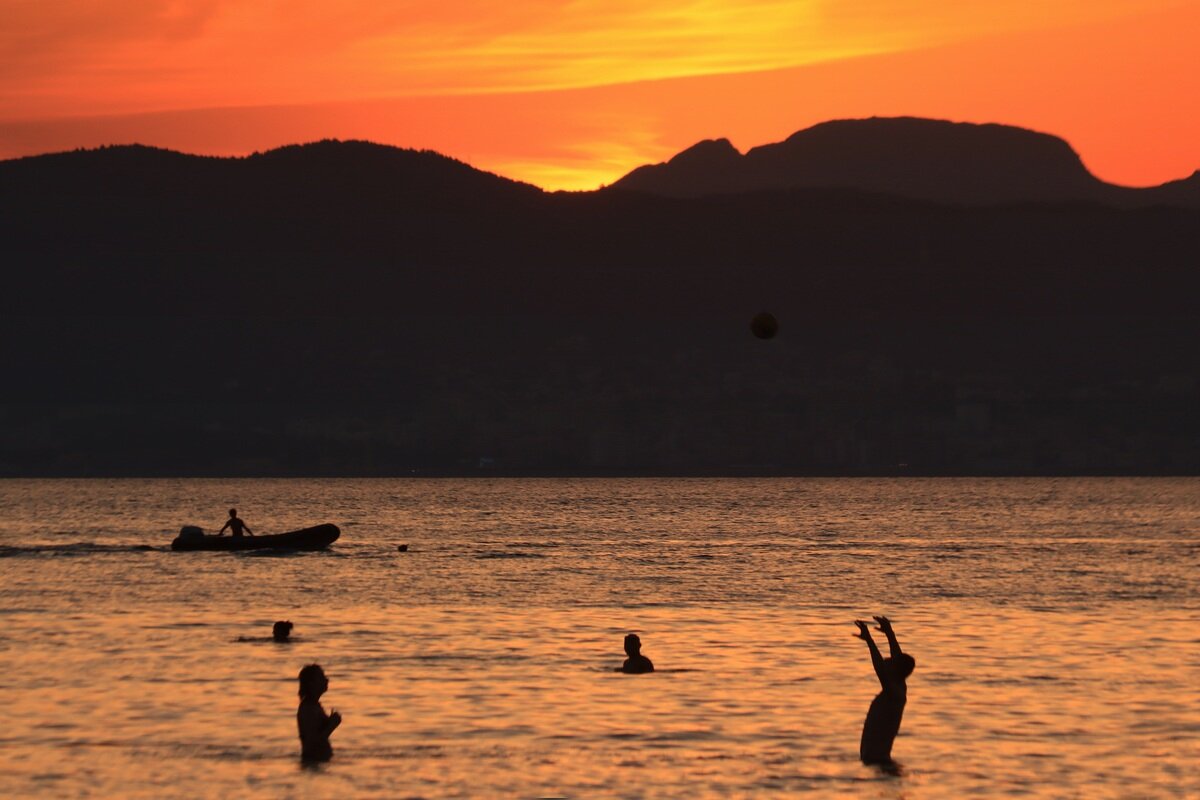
<box><xmin>171</xmin><ymin>523</ymin><xmax>340</xmax><ymax>551</ymax></box>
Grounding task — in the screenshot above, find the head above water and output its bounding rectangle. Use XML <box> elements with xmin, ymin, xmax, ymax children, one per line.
<box><xmin>228</xmin><ymin>508</ymin><xmax>238</xmax><ymax>518</ymax></box>
<box><xmin>298</xmin><ymin>663</ymin><xmax>328</xmax><ymax>699</ymax></box>
<box><xmin>273</xmin><ymin>620</ymin><xmax>293</xmax><ymax>641</ymax></box>
<box><xmin>886</xmin><ymin>653</ymin><xmax>916</xmax><ymax>678</ymax></box>
<box><xmin>624</xmin><ymin>633</ymin><xmax>642</xmax><ymax>657</ymax></box>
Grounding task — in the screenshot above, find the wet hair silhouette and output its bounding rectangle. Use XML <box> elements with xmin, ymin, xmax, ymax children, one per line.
<box><xmin>297</xmin><ymin>663</ymin><xmax>341</xmax><ymax>763</ymax></box>
<box><xmin>273</xmin><ymin>620</ymin><xmax>293</xmax><ymax>642</ymax></box>
<box><xmin>621</xmin><ymin>633</ymin><xmax>654</xmax><ymax>674</ymax></box>
<box><xmin>855</xmin><ymin>616</ymin><xmax>914</xmax><ymax>768</ymax></box>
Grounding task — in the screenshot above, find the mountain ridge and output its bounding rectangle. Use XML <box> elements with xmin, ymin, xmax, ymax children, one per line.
<box><xmin>0</xmin><ymin>139</ymin><xmax>544</xmax><ymax>205</ymax></box>
<box><xmin>3</xmin><ymin>118</ymin><xmax>1198</xmax><ymax>208</ymax></box>
<box><xmin>610</xmin><ymin>117</ymin><xmax>1199</xmax><ymax>208</ymax></box>
<box><xmin>2</xmin><ymin>121</ymin><xmax>1197</xmax><ymax>321</ymax></box>
<box><xmin>2</xmin><ymin>121</ymin><xmax>1200</xmax><ymax>475</ymax></box>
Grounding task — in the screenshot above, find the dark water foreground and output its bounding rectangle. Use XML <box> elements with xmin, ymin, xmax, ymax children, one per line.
<box><xmin>0</xmin><ymin>478</ymin><xmax>1197</xmax><ymax>797</ymax></box>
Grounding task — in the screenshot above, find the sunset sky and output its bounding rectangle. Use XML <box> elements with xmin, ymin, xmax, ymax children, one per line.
<box><xmin>2</xmin><ymin>0</ymin><xmax>1197</xmax><ymax>189</ymax></box>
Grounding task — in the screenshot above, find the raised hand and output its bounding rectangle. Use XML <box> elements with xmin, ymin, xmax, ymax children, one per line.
<box><xmin>873</xmin><ymin>615</ymin><xmax>902</xmax><ymax>657</ymax></box>
<box><xmin>854</xmin><ymin>620</ymin><xmax>872</xmax><ymax>639</ymax></box>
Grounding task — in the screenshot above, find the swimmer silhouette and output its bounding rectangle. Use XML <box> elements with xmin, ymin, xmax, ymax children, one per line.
<box><xmin>297</xmin><ymin>664</ymin><xmax>341</xmax><ymax>763</ymax></box>
<box><xmin>273</xmin><ymin>621</ymin><xmax>293</xmax><ymax>642</ymax></box>
<box><xmin>218</xmin><ymin>508</ymin><xmax>252</xmax><ymax>538</ymax></box>
<box><xmin>620</xmin><ymin>633</ymin><xmax>654</xmax><ymax>674</ymax></box>
<box><xmin>855</xmin><ymin>616</ymin><xmax>914</xmax><ymax>768</ymax></box>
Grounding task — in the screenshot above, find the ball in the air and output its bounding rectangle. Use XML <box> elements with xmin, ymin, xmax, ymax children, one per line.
<box><xmin>750</xmin><ymin>312</ymin><xmax>778</xmax><ymax>340</ymax></box>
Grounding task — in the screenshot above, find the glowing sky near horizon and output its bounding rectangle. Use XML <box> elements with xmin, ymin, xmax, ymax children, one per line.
<box><xmin>1</xmin><ymin>0</ymin><xmax>1198</xmax><ymax>189</ymax></box>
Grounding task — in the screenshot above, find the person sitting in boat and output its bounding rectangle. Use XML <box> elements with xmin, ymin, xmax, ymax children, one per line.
<box><xmin>217</xmin><ymin>508</ymin><xmax>253</xmax><ymax>537</ymax></box>
<box><xmin>620</xmin><ymin>633</ymin><xmax>654</xmax><ymax>674</ymax></box>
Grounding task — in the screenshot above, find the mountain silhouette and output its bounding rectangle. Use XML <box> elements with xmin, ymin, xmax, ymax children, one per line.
<box><xmin>2</xmin><ymin>139</ymin><xmax>540</xmax><ymax>204</ymax></box>
<box><xmin>2</xmin><ymin>126</ymin><xmax>1199</xmax><ymax>475</ymax></box>
<box><xmin>611</xmin><ymin>117</ymin><xmax>1200</xmax><ymax>207</ymax></box>
<box><xmin>1148</xmin><ymin>169</ymin><xmax>1200</xmax><ymax>207</ymax></box>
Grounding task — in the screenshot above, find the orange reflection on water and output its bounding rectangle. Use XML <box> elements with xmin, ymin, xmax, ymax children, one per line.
<box><xmin>1</xmin><ymin>477</ymin><xmax>1197</xmax><ymax>796</ymax></box>
<box><xmin>2</xmin><ymin>604</ymin><xmax>1196</xmax><ymax>797</ymax></box>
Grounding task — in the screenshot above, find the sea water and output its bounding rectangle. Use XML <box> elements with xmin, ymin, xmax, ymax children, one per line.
<box><xmin>0</xmin><ymin>478</ymin><xmax>1197</xmax><ymax>798</ymax></box>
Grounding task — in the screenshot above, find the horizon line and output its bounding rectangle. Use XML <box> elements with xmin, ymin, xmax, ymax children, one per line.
<box><xmin>6</xmin><ymin>115</ymin><xmax>1200</xmax><ymax>195</ymax></box>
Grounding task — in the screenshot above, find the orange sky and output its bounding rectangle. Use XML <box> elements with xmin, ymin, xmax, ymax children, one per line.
<box><xmin>1</xmin><ymin>1</ymin><xmax>1197</xmax><ymax>189</ymax></box>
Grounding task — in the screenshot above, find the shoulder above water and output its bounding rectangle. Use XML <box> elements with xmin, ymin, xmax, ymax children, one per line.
<box><xmin>620</xmin><ymin>655</ymin><xmax>655</xmax><ymax>674</ymax></box>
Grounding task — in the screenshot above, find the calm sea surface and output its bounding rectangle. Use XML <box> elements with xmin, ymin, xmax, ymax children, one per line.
<box><xmin>0</xmin><ymin>478</ymin><xmax>1197</xmax><ymax>798</ymax></box>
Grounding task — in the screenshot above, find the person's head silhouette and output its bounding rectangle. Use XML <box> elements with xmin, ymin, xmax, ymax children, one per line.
<box><xmin>620</xmin><ymin>633</ymin><xmax>654</xmax><ymax>673</ymax></box>
<box><xmin>229</xmin><ymin>508</ymin><xmax>238</xmax><ymax>518</ymax></box>
<box><xmin>886</xmin><ymin>652</ymin><xmax>916</xmax><ymax>678</ymax></box>
<box><xmin>273</xmin><ymin>620</ymin><xmax>293</xmax><ymax>642</ymax></box>
<box><xmin>624</xmin><ymin>633</ymin><xmax>642</xmax><ymax>657</ymax></box>
<box><xmin>298</xmin><ymin>663</ymin><xmax>328</xmax><ymax>700</ymax></box>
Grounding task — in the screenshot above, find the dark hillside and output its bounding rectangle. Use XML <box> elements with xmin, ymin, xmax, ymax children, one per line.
<box><xmin>2</xmin><ymin>135</ymin><xmax>1198</xmax><ymax>475</ymax></box>
<box><xmin>612</xmin><ymin>118</ymin><xmax>1200</xmax><ymax>208</ymax></box>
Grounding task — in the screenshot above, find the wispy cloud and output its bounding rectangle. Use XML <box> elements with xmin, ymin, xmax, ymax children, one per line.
<box><xmin>2</xmin><ymin>3</ymin><xmax>1198</xmax><ymax>190</ymax></box>
<box><xmin>1</xmin><ymin>0</ymin><xmax>1181</xmax><ymax>118</ymax></box>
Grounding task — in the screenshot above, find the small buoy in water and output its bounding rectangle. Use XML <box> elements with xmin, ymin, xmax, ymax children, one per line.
<box><xmin>397</xmin><ymin>544</ymin><xmax>409</xmax><ymax>552</ymax></box>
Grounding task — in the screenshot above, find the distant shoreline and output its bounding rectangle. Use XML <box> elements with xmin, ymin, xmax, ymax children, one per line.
<box><xmin>3</xmin><ymin>470</ymin><xmax>1197</xmax><ymax>479</ymax></box>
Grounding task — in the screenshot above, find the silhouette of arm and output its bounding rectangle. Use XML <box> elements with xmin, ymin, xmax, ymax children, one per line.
<box><xmin>244</xmin><ymin>524</ymin><xmax>253</xmax><ymax>536</ymax></box>
<box><xmin>855</xmin><ymin>620</ymin><xmax>887</xmax><ymax>687</ymax></box>
<box><xmin>874</xmin><ymin>616</ymin><xmax>902</xmax><ymax>659</ymax></box>
<box><xmin>217</xmin><ymin>520</ymin><xmax>230</xmax><ymax>535</ymax></box>
<box><xmin>299</xmin><ymin>704</ymin><xmax>321</xmax><ymax>741</ymax></box>
<box><xmin>299</xmin><ymin>703</ymin><xmax>340</xmax><ymax>740</ymax></box>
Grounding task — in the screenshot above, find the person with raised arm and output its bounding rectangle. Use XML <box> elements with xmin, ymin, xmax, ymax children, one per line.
<box><xmin>854</xmin><ymin>615</ymin><xmax>915</xmax><ymax>768</ymax></box>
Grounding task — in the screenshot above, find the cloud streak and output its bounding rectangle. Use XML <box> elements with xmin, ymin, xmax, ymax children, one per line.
<box><xmin>2</xmin><ymin>1</ymin><xmax>1196</xmax><ymax>190</ymax></box>
<box><xmin>2</xmin><ymin>0</ymin><xmax>1181</xmax><ymax>118</ymax></box>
